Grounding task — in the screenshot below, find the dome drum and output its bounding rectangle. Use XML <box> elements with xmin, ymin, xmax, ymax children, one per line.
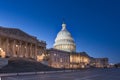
<box><xmin>54</xmin><ymin>44</ymin><xmax>76</xmax><ymax>52</ymax></box>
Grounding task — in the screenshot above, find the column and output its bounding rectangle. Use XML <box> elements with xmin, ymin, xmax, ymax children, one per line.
<box><xmin>23</xmin><ymin>44</ymin><xmax>25</xmax><ymax>57</ymax></box>
<box><xmin>30</xmin><ymin>44</ymin><xmax>32</xmax><ymax>58</ymax></box>
<box><xmin>24</xmin><ymin>43</ymin><xmax>26</xmax><ymax>57</ymax></box>
<box><xmin>35</xmin><ymin>44</ymin><xmax>37</xmax><ymax>60</ymax></box>
<box><xmin>19</xmin><ymin>41</ymin><xmax>22</xmax><ymax>57</ymax></box>
<box><xmin>28</xmin><ymin>43</ymin><xmax>30</xmax><ymax>58</ymax></box>
<box><xmin>25</xmin><ymin>43</ymin><xmax>28</xmax><ymax>58</ymax></box>
<box><xmin>0</xmin><ymin>37</ymin><xmax>1</xmax><ymax>57</ymax></box>
<box><xmin>6</xmin><ymin>38</ymin><xmax>9</xmax><ymax>57</ymax></box>
<box><xmin>11</xmin><ymin>40</ymin><xmax>16</xmax><ymax>57</ymax></box>
<box><xmin>0</xmin><ymin>37</ymin><xmax>1</xmax><ymax>48</ymax></box>
<box><xmin>32</xmin><ymin>45</ymin><xmax>34</xmax><ymax>58</ymax></box>
<box><xmin>13</xmin><ymin>40</ymin><xmax>16</xmax><ymax>57</ymax></box>
<box><xmin>32</xmin><ymin>45</ymin><xmax>35</xmax><ymax>59</ymax></box>
<box><xmin>20</xmin><ymin>42</ymin><xmax>23</xmax><ymax>57</ymax></box>
<box><xmin>21</xmin><ymin>43</ymin><xmax>24</xmax><ymax>57</ymax></box>
<box><xmin>21</xmin><ymin>44</ymin><xmax>23</xmax><ymax>57</ymax></box>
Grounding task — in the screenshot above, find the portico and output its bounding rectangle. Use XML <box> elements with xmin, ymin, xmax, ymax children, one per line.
<box><xmin>0</xmin><ymin>26</ymin><xmax>46</xmax><ymax>60</ymax></box>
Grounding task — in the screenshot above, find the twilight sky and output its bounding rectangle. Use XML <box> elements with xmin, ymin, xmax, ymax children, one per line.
<box><xmin>0</xmin><ymin>0</ymin><xmax>120</xmax><ymax>63</ymax></box>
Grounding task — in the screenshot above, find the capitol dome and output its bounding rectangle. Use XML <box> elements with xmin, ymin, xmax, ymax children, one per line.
<box><xmin>54</xmin><ymin>23</ymin><xmax>76</xmax><ymax>52</ymax></box>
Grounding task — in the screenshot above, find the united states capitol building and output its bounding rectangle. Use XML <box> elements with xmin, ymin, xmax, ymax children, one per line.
<box><xmin>0</xmin><ymin>23</ymin><xmax>109</xmax><ymax>69</ymax></box>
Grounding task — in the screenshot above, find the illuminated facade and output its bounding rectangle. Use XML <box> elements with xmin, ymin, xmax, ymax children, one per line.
<box><xmin>90</xmin><ymin>57</ymin><xmax>109</xmax><ymax>68</ymax></box>
<box><xmin>47</xmin><ymin>48</ymin><xmax>70</xmax><ymax>68</ymax></box>
<box><xmin>54</xmin><ymin>23</ymin><xmax>76</xmax><ymax>52</ymax></box>
<box><xmin>47</xmin><ymin>48</ymin><xmax>90</xmax><ymax>69</ymax></box>
<box><xmin>0</xmin><ymin>26</ymin><xmax>46</xmax><ymax>60</ymax></box>
<box><xmin>70</xmin><ymin>52</ymin><xmax>90</xmax><ymax>68</ymax></box>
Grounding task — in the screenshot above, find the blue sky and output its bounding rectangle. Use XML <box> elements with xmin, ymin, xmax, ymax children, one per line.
<box><xmin>0</xmin><ymin>0</ymin><xmax>120</xmax><ymax>63</ymax></box>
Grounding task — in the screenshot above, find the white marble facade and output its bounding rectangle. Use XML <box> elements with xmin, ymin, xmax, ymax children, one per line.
<box><xmin>0</xmin><ymin>26</ymin><xmax>46</xmax><ymax>60</ymax></box>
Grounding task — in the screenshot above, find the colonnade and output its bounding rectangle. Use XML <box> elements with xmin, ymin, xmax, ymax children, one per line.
<box><xmin>0</xmin><ymin>37</ymin><xmax>38</xmax><ymax>59</ymax></box>
<box><xmin>54</xmin><ymin>44</ymin><xmax>76</xmax><ymax>52</ymax></box>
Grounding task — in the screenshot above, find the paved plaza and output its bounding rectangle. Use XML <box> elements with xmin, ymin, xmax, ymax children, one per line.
<box><xmin>1</xmin><ymin>68</ymin><xmax>120</xmax><ymax>80</ymax></box>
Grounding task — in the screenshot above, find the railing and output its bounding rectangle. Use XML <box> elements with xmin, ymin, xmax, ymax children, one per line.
<box><xmin>0</xmin><ymin>70</ymin><xmax>81</xmax><ymax>80</ymax></box>
<box><xmin>0</xmin><ymin>70</ymin><xmax>79</xmax><ymax>77</ymax></box>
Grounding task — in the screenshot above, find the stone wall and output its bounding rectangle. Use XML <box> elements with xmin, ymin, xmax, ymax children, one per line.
<box><xmin>0</xmin><ymin>58</ymin><xmax>8</xmax><ymax>68</ymax></box>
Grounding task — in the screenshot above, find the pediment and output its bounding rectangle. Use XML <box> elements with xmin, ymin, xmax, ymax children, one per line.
<box><xmin>0</xmin><ymin>26</ymin><xmax>37</xmax><ymax>43</ymax></box>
